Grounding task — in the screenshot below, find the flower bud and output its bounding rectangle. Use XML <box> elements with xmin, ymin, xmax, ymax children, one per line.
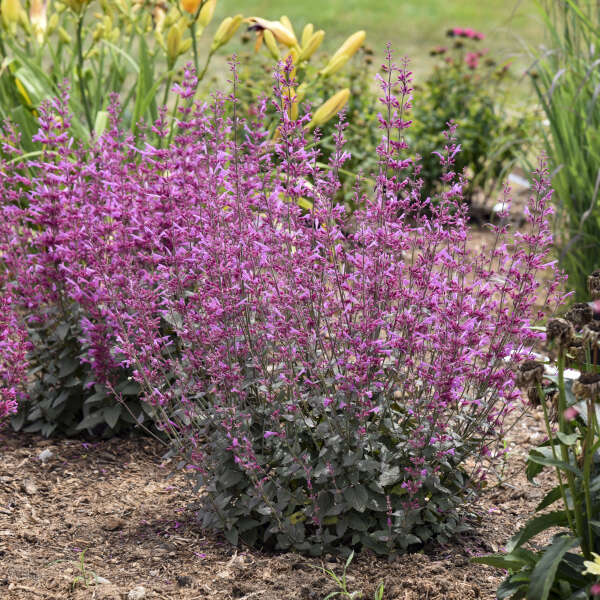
<box><xmin>181</xmin><ymin>0</ymin><xmax>201</xmax><ymax>14</ymax></box>
<box><xmin>319</xmin><ymin>53</ymin><xmax>350</xmax><ymax>77</ymax></box>
<box><xmin>263</xmin><ymin>29</ymin><xmax>280</xmax><ymax>60</ymax></box>
<box><xmin>47</xmin><ymin>11</ymin><xmax>58</xmax><ymax>33</ymax></box>
<box><xmin>1</xmin><ymin>0</ymin><xmax>22</xmax><ymax>29</ymax></box>
<box><xmin>331</xmin><ymin>30</ymin><xmax>365</xmax><ymax>62</ymax></box>
<box><xmin>58</xmin><ymin>25</ymin><xmax>72</xmax><ymax>43</ymax></box>
<box><xmin>308</xmin><ymin>88</ymin><xmax>350</xmax><ymax>129</ymax></box>
<box><xmin>301</xmin><ymin>22</ymin><xmax>313</xmax><ymax>48</ymax></box>
<box><xmin>166</xmin><ymin>22</ymin><xmax>183</xmax><ymax>62</ymax></box>
<box><xmin>62</xmin><ymin>0</ymin><xmax>90</xmax><ymax>13</ymax></box>
<box><xmin>211</xmin><ymin>13</ymin><xmax>242</xmax><ymax>51</ymax></box>
<box><xmin>298</xmin><ymin>30</ymin><xmax>324</xmax><ymax>62</ymax></box>
<box><xmin>197</xmin><ymin>0</ymin><xmax>216</xmax><ymax>28</ymax></box>
<box><xmin>279</xmin><ymin>15</ymin><xmax>295</xmax><ymax>41</ymax></box>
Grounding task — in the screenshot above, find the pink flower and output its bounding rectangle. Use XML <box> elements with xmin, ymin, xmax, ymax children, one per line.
<box><xmin>592</xmin><ymin>583</ymin><xmax>600</xmax><ymax>597</ymax></box>
<box><xmin>564</xmin><ymin>406</ymin><xmax>579</xmax><ymax>421</ymax></box>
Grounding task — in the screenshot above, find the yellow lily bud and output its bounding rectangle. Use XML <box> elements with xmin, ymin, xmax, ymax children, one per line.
<box><xmin>58</xmin><ymin>25</ymin><xmax>71</xmax><ymax>43</ymax></box>
<box><xmin>263</xmin><ymin>29</ymin><xmax>280</xmax><ymax>60</ymax></box>
<box><xmin>29</xmin><ymin>0</ymin><xmax>47</xmax><ymax>43</ymax></box>
<box><xmin>181</xmin><ymin>0</ymin><xmax>201</xmax><ymax>14</ymax></box>
<box><xmin>279</xmin><ymin>15</ymin><xmax>295</xmax><ymax>41</ymax></box>
<box><xmin>179</xmin><ymin>36</ymin><xmax>192</xmax><ymax>54</ymax></box>
<box><xmin>331</xmin><ymin>29</ymin><xmax>365</xmax><ymax>62</ymax></box>
<box><xmin>298</xmin><ymin>29</ymin><xmax>324</xmax><ymax>62</ymax></box>
<box><xmin>210</xmin><ymin>13</ymin><xmax>242</xmax><ymax>51</ymax></box>
<box><xmin>197</xmin><ymin>0</ymin><xmax>216</xmax><ymax>27</ymax></box>
<box><xmin>166</xmin><ymin>22</ymin><xmax>183</xmax><ymax>62</ymax></box>
<box><xmin>301</xmin><ymin>22</ymin><xmax>313</xmax><ymax>48</ymax></box>
<box><xmin>47</xmin><ymin>12</ymin><xmax>58</xmax><ymax>33</ymax></box>
<box><xmin>319</xmin><ymin>53</ymin><xmax>350</xmax><ymax>77</ymax></box>
<box><xmin>296</xmin><ymin>82</ymin><xmax>308</xmax><ymax>103</ymax></box>
<box><xmin>308</xmin><ymin>88</ymin><xmax>350</xmax><ymax>129</ymax></box>
<box><xmin>62</xmin><ymin>0</ymin><xmax>90</xmax><ymax>13</ymax></box>
<box><xmin>1</xmin><ymin>0</ymin><xmax>21</xmax><ymax>29</ymax></box>
<box><xmin>245</xmin><ymin>17</ymin><xmax>297</xmax><ymax>48</ymax></box>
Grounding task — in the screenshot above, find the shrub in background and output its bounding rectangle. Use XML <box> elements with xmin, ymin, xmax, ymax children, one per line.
<box><xmin>529</xmin><ymin>0</ymin><xmax>600</xmax><ymax>300</ymax></box>
<box><xmin>0</xmin><ymin>47</ymin><xmax>566</xmax><ymax>554</ymax></box>
<box><xmin>411</xmin><ymin>28</ymin><xmax>534</xmax><ymax>205</ymax></box>
<box><xmin>476</xmin><ymin>274</ymin><xmax>600</xmax><ymax>599</ymax></box>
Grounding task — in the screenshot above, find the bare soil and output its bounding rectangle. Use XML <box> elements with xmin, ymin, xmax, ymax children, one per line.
<box><xmin>0</xmin><ymin>401</ymin><xmax>556</xmax><ymax>600</ymax></box>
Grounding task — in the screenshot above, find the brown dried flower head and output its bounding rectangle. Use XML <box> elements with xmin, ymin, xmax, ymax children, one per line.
<box><xmin>565</xmin><ymin>302</ymin><xmax>594</xmax><ymax>331</ymax></box>
<box><xmin>526</xmin><ymin>386</ymin><xmax>542</xmax><ymax>406</ymax></box>
<box><xmin>546</xmin><ymin>318</ymin><xmax>575</xmax><ymax>348</ymax></box>
<box><xmin>516</xmin><ymin>360</ymin><xmax>544</xmax><ymax>389</ymax></box>
<box><xmin>582</xmin><ymin>321</ymin><xmax>600</xmax><ymax>347</ymax></box>
<box><xmin>588</xmin><ymin>270</ymin><xmax>600</xmax><ymax>300</ymax></box>
<box><xmin>572</xmin><ymin>372</ymin><xmax>600</xmax><ymax>400</ymax></box>
<box><xmin>568</xmin><ymin>339</ymin><xmax>587</xmax><ymax>364</ymax></box>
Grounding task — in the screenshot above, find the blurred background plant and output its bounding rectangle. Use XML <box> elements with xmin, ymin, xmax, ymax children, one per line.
<box><xmin>410</xmin><ymin>28</ymin><xmax>536</xmax><ymax>206</ymax></box>
<box><xmin>0</xmin><ymin>0</ymin><xmax>240</xmax><ymax>150</ymax></box>
<box><xmin>528</xmin><ymin>0</ymin><xmax>600</xmax><ymax>301</ymax></box>
<box><xmin>475</xmin><ymin>273</ymin><xmax>600</xmax><ymax>599</ymax></box>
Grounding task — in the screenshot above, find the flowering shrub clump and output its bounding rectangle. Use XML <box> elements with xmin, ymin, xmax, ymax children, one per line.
<box><xmin>0</xmin><ymin>49</ymin><xmax>562</xmax><ymax>554</ymax></box>
<box><xmin>0</xmin><ymin>289</ymin><xmax>29</xmax><ymax>419</ymax></box>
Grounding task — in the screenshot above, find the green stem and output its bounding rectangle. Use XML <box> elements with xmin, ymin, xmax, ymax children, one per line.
<box><xmin>557</xmin><ymin>351</ymin><xmax>588</xmax><ymax>554</ymax></box>
<box><xmin>190</xmin><ymin>21</ymin><xmax>199</xmax><ymax>74</ymax></box>
<box><xmin>198</xmin><ymin>50</ymin><xmax>214</xmax><ymax>82</ymax></box>
<box><xmin>539</xmin><ymin>383</ymin><xmax>575</xmax><ymax>533</ymax></box>
<box><xmin>583</xmin><ymin>398</ymin><xmax>594</xmax><ymax>557</ymax></box>
<box><xmin>76</xmin><ymin>15</ymin><xmax>93</xmax><ymax>135</ymax></box>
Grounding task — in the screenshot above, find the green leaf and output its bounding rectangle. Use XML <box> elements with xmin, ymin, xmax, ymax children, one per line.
<box><xmin>471</xmin><ymin>553</ymin><xmax>529</xmax><ymax>570</ymax></box>
<box><xmin>556</xmin><ymin>432</ymin><xmax>579</xmax><ymax>446</ymax></box>
<box><xmin>344</xmin><ymin>485</ymin><xmax>369</xmax><ymax>513</ymax></box>
<box><xmin>536</xmin><ymin>486</ymin><xmax>563</xmax><ymax>511</ymax></box>
<box><xmin>103</xmin><ymin>404</ymin><xmax>122</xmax><ymax>429</ymax></box>
<box><xmin>507</xmin><ymin>511</ymin><xmax>571</xmax><ymax>553</ymax></box>
<box><xmin>526</xmin><ymin>535</ymin><xmax>579</xmax><ymax>600</ymax></box>
<box><xmin>378</xmin><ymin>466</ymin><xmax>400</xmax><ymax>487</ymax></box>
<box><xmin>527</xmin><ymin>450</ymin><xmax>582</xmax><ymax>477</ymax></box>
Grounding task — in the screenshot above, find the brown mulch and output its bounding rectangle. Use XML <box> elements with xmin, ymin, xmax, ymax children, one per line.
<box><xmin>0</xmin><ymin>402</ymin><xmax>557</xmax><ymax>600</ymax></box>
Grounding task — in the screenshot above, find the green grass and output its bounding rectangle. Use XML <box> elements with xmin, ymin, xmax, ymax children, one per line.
<box><xmin>215</xmin><ymin>0</ymin><xmax>543</xmax><ymax>75</ymax></box>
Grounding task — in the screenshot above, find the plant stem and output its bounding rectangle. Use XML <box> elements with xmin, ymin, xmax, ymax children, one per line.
<box><xmin>191</xmin><ymin>21</ymin><xmax>199</xmax><ymax>74</ymax></box>
<box><xmin>198</xmin><ymin>50</ymin><xmax>213</xmax><ymax>82</ymax></box>
<box><xmin>557</xmin><ymin>351</ymin><xmax>588</xmax><ymax>555</ymax></box>
<box><xmin>76</xmin><ymin>15</ymin><xmax>94</xmax><ymax>135</ymax></box>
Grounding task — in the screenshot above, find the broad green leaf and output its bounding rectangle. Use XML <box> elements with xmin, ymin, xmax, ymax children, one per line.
<box><xmin>507</xmin><ymin>511</ymin><xmax>570</xmax><ymax>553</ymax></box>
<box><xmin>526</xmin><ymin>535</ymin><xmax>579</xmax><ymax>600</ymax></box>
<box><xmin>103</xmin><ymin>404</ymin><xmax>122</xmax><ymax>429</ymax></box>
<box><xmin>344</xmin><ymin>485</ymin><xmax>369</xmax><ymax>513</ymax></box>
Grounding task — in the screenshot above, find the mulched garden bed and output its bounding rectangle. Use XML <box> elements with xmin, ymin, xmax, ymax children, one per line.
<box><xmin>0</xmin><ymin>401</ymin><xmax>556</xmax><ymax>600</ymax></box>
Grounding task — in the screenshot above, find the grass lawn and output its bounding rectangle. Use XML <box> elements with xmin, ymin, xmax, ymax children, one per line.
<box><xmin>215</xmin><ymin>0</ymin><xmax>544</xmax><ymax>75</ymax></box>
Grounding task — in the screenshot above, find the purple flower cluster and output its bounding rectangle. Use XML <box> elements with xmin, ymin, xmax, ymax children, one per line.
<box><xmin>0</xmin><ymin>50</ymin><xmax>563</xmax><ymax>539</ymax></box>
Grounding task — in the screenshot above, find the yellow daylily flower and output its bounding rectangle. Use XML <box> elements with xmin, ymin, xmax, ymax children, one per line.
<box><xmin>245</xmin><ymin>17</ymin><xmax>297</xmax><ymax>48</ymax></box>
<box><xmin>181</xmin><ymin>0</ymin><xmax>201</xmax><ymax>14</ymax></box>
<box><xmin>29</xmin><ymin>0</ymin><xmax>47</xmax><ymax>43</ymax></box>
<box><xmin>583</xmin><ymin>553</ymin><xmax>600</xmax><ymax>576</ymax></box>
<box><xmin>1</xmin><ymin>0</ymin><xmax>22</xmax><ymax>30</ymax></box>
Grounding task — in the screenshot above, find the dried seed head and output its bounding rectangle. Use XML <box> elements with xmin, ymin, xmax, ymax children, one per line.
<box><xmin>516</xmin><ymin>360</ymin><xmax>544</xmax><ymax>389</ymax></box>
<box><xmin>526</xmin><ymin>386</ymin><xmax>542</xmax><ymax>406</ymax></box>
<box><xmin>588</xmin><ymin>270</ymin><xmax>600</xmax><ymax>300</ymax></box>
<box><xmin>582</xmin><ymin>321</ymin><xmax>600</xmax><ymax>347</ymax></box>
<box><xmin>565</xmin><ymin>302</ymin><xmax>594</xmax><ymax>331</ymax></box>
<box><xmin>546</xmin><ymin>318</ymin><xmax>575</xmax><ymax>348</ymax></box>
<box><xmin>572</xmin><ymin>372</ymin><xmax>600</xmax><ymax>400</ymax></box>
<box><xmin>568</xmin><ymin>339</ymin><xmax>587</xmax><ymax>364</ymax></box>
